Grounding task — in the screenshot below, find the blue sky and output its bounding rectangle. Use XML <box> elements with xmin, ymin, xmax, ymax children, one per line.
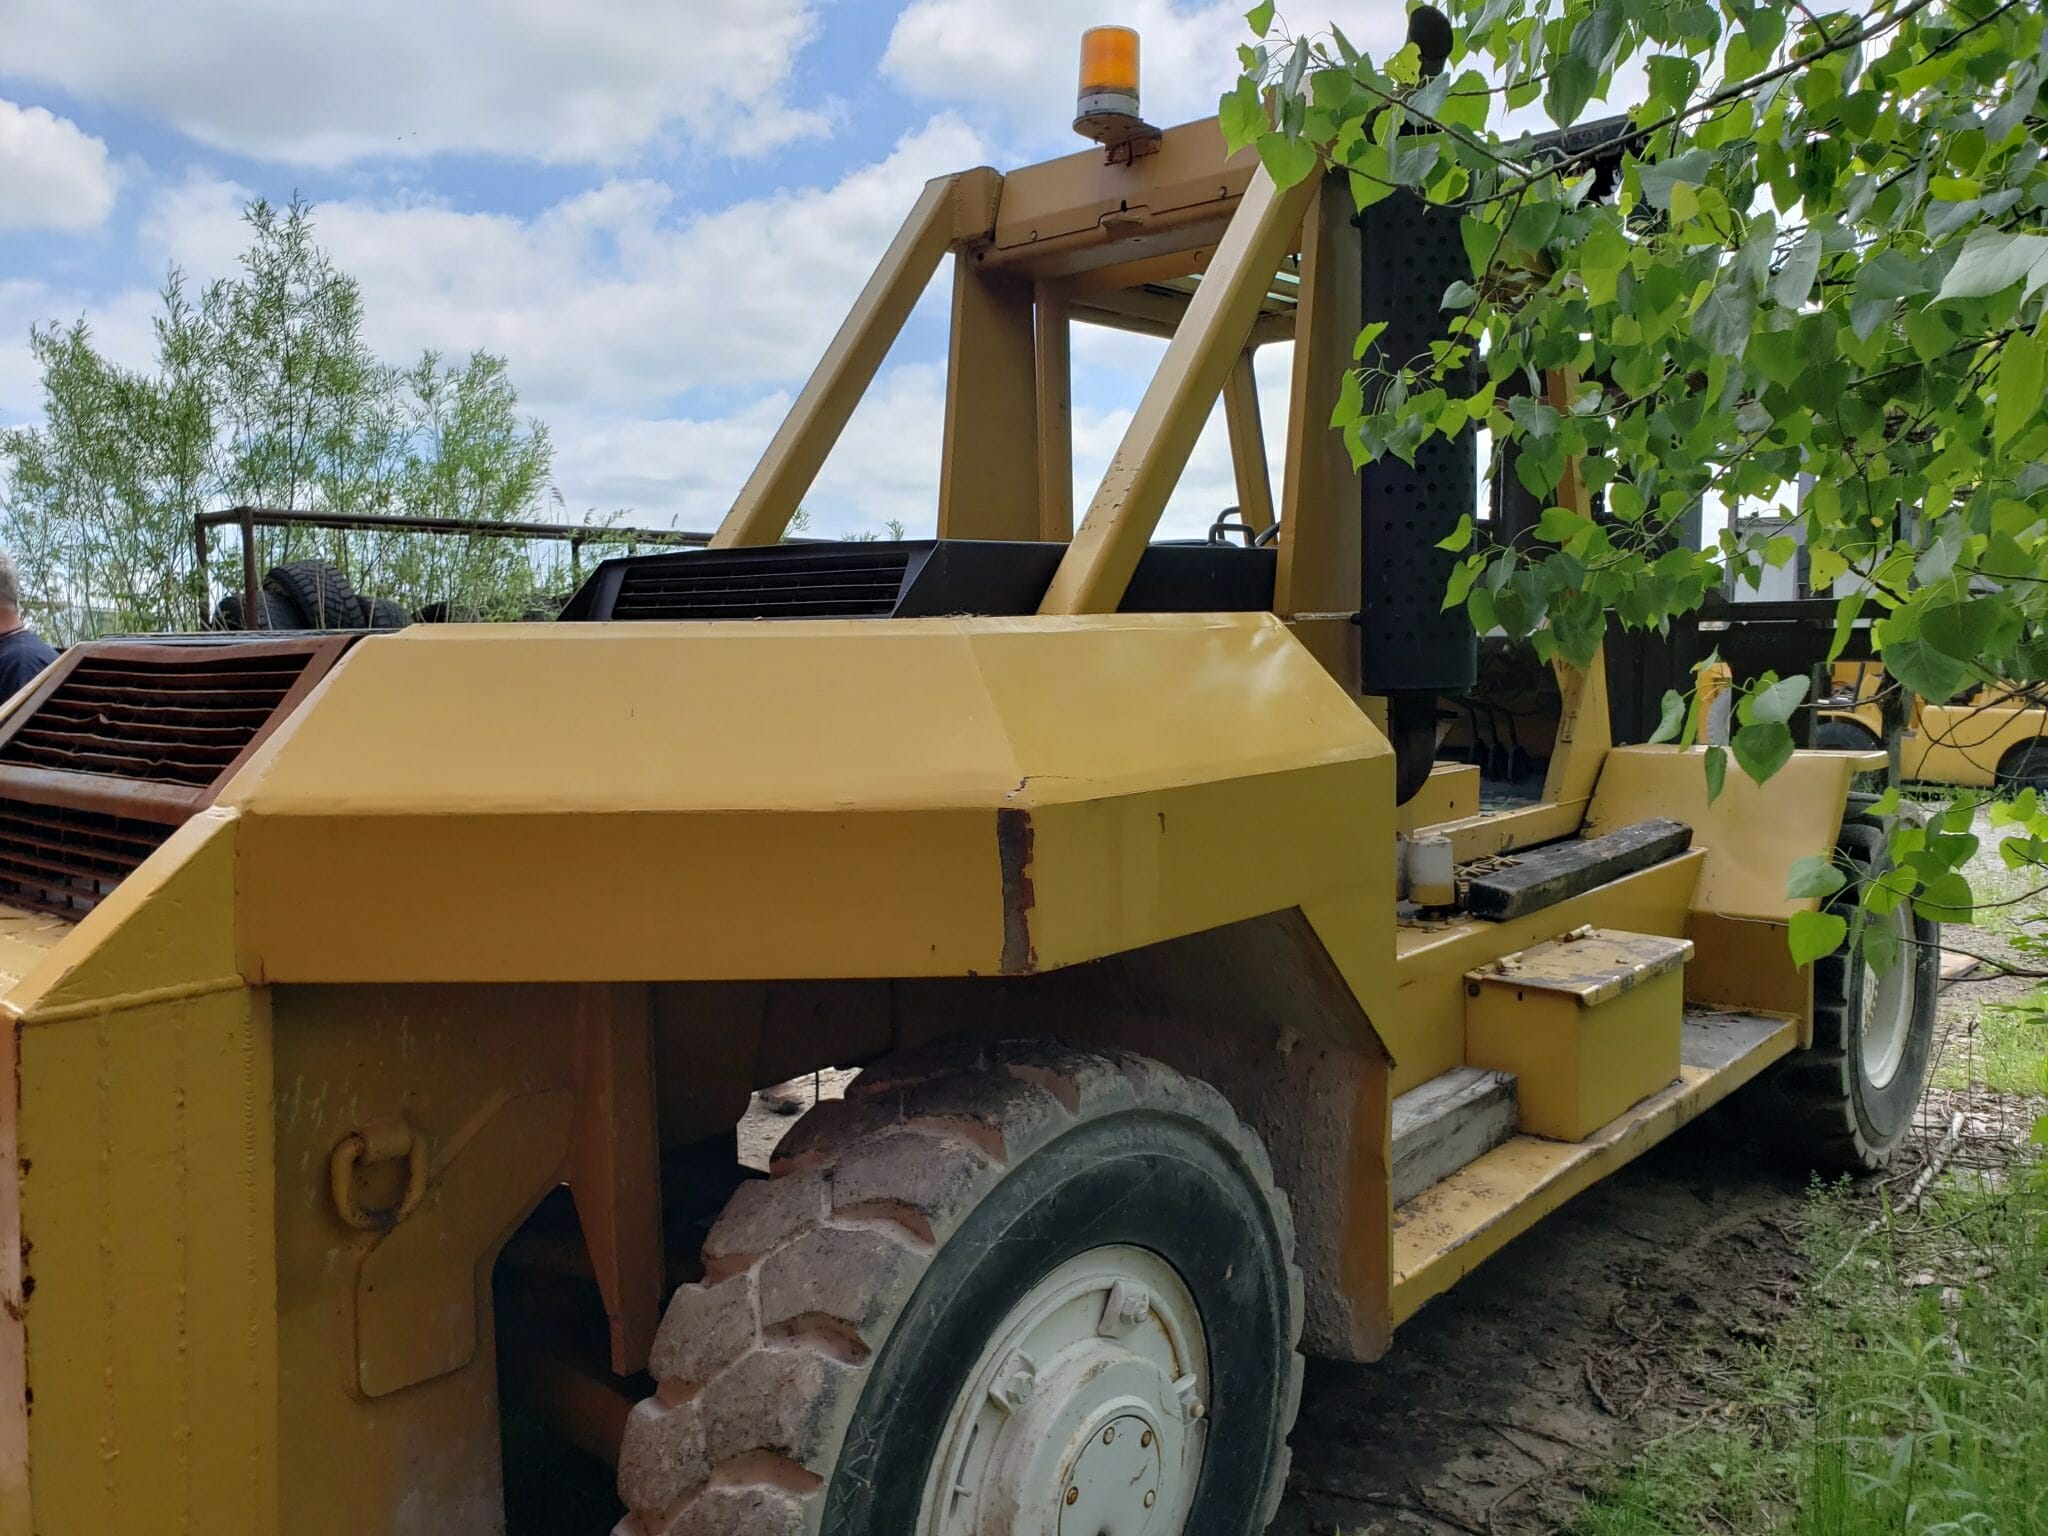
<box><xmin>1</xmin><ymin>0</ymin><xmax>1422</xmax><ymax>537</ymax></box>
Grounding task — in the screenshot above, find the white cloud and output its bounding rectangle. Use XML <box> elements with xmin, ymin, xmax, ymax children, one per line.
<box><xmin>551</xmin><ymin>334</ymin><xmax>1291</xmax><ymax>541</ymax></box>
<box><xmin>884</xmin><ymin>0</ymin><xmax>1410</xmax><ymax>149</ymax></box>
<box><xmin>1070</xmin><ymin>329</ymin><xmax>1296</xmax><ymax>542</ymax></box>
<box><xmin>137</xmin><ymin>116</ymin><xmax>987</xmax><ymax>418</ymax></box>
<box><xmin>0</xmin><ymin>99</ymin><xmax>118</xmax><ymax>231</ymax></box>
<box><xmin>10</xmin><ymin>95</ymin><xmax>1309</xmax><ymax>543</ymax></box>
<box><xmin>1</xmin><ymin>0</ymin><xmax>827</xmax><ymax>167</ymax></box>
<box><xmin>0</xmin><ymin>279</ymin><xmax>165</xmax><ymax>425</ymax></box>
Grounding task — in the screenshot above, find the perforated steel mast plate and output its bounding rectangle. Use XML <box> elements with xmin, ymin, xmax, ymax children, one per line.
<box><xmin>1356</xmin><ymin>189</ymin><xmax>1479</xmax><ymax>696</ymax></box>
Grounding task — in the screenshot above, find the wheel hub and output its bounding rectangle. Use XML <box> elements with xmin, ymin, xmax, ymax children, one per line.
<box><xmin>921</xmin><ymin>1248</ymin><xmax>1208</xmax><ymax>1536</ymax></box>
<box><xmin>1060</xmin><ymin>1413</ymin><xmax>1162</xmax><ymax>1533</ymax></box>
<box><xmin>990</xmin><ymin>1352</ymin><xmax>1187</xmax><ymax>1535</ymax></box>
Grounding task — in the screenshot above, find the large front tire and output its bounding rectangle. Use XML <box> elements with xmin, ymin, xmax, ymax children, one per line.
<box><xmin>1755</xmin><ymin>807</ymin><xmax>1939</xmax><ymax>1170</ymax></box>
<box><xmin>617</xmin><ymin>1041</ymin><xmax>1302</xmax><ymax>1536</ymax></box>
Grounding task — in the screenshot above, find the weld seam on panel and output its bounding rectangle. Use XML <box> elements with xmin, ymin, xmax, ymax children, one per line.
<box><xmin>13</xmin><ymin>975</ymin><xmax>245</xmax><ymax>1026</ymax></box>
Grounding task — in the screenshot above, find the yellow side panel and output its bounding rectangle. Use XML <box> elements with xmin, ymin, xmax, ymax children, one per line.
<box><xmin>0</xmin><ymin>1024</ymin><xmax>24</xmax><ymax>1536</ymax></box>
<box><xmin>1395</xmin><ymin>762</ymin><xmax>1481</xmax><ymax>832</ymax></box>
<box><xmin>1585</xmin><ymin>746</ymin><xmax>1861</xmax><ymax>921</ymax></box>
<box><xmin>220</xmin><ymin>616</ymin><xmax>1395</xmax><ymax>989</ymax></box>
<box><xmin>239</xmin><ymin>806</ymin><xmax>1003</xmax><ymax>983</ymax></box>
<box><xmin>1025</xmin><ymin>759</ymin><xmax>1393</xmax><ymax>1017</ymax></box>
<box><xmin>16</xmin><ymin>988</ymin><xmax>277</xmax><ymax>1535</ymax></box>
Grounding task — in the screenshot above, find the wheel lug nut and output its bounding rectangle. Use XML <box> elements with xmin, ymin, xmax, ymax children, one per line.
<box><xmin>1103</xmin><ymin>1425</ymin><xmax>1116</xmax><ymax>1444</ymax></box>
<box><xmin>1141</xmin><ymin>1429</ymin><xmax>1154</xmax><ymax>1447</ymax></box>
<box><xmin>1145</xmin><ymin>1491</ymin><xmax>1157</xmax><ymax>1508</ymax></box>
<box><xmin>1065</xmin><ymin>1486</ymin><xmax>1079</xmax><ymax>1506</ymax></box>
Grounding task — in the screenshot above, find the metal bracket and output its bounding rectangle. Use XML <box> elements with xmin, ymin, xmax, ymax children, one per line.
<box><xmin>329</xmin><ymin>1116</ymin><xmax>427</xmax><ymax>1232</ymax></box>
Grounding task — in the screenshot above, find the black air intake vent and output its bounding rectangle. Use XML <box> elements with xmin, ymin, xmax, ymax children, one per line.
<box><xmin>611</xmin><ymin>547</ymin><xmax>913</xmax><ymax>620</ymax></box>
<box><xmin>562</xmin><ymin>539</ymin><xmax>1275</xmax><ymax>623</ymax></box>
<box><xmin>1</xmin><ymin>649</ymin><xmax>319</xmax><ymax>787</ymax></box>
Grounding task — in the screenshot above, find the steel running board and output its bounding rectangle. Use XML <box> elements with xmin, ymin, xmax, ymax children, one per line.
<box><xmin>1389</xmin><ymin>1007</ymin><xmax>1796</xmax><ymax>1323</ymax></box>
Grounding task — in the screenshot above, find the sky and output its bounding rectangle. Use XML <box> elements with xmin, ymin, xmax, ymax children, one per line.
<box><xmin>0</xmin><ymin>0</ymin><xmax>1422</xmax><ymax>542</ymax></box>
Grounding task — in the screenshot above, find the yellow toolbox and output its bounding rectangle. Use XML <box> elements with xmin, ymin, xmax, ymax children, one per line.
<box><xmin>1464</xmin><ymin>927</ymin><xmax>1692</xmax><ymax>1141</ymax></box>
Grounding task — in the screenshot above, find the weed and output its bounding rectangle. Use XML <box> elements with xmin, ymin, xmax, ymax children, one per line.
<box><xmin>1574</xmin><ymin>1161</ymin><xmax>2048</xmax><ymax>1536</ymax></box>
<box><xmin>1934</xmin><ymin>994</ymin><xmax>2048</xmax><ymax>1097</ymax></box>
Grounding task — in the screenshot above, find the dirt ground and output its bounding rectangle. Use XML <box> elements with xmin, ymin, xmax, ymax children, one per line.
<box><xmin>1272</xmin><ymin>1107</ymin><xmax>1814</xmax><ymax>1535</ymax></box>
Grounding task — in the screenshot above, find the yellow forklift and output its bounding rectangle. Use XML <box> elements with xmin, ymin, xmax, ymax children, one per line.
<box><xmin>0</xmin><ymin>20</ymin><xmax>1935</xmax><ymax>1536</ymax></box>
<box><xmin>1814</xmin><ymin>661</ymin><xmax>2048</xmax><ymax>792</ymax></box>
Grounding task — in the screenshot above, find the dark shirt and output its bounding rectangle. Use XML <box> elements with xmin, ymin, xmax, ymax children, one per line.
<box><xmin>0</xmin><ymin>628</ymin><xmax>57</xmax><ymax>700</ymax></box>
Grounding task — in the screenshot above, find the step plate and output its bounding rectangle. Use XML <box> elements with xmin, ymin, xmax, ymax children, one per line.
<box><xmin>1392</xmin><ymin>1067</ymin><xmax>1518</xmax><ymax>1208</ymax></box>
<box><xmin>1390</xmin><ymin>1007</ymin><xmax>1795</xmax><ymax>1324</ymax></box>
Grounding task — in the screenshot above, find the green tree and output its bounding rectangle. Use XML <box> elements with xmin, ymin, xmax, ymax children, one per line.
<box><xmin>1228</xmin><ymin>0</ymin><xmax>2048</xmax><ymax>944</ymax></box>
<box><xmin>0</xmin><ymin>196</ymin><xmax>596</xmax><ymax>639</ymax></box>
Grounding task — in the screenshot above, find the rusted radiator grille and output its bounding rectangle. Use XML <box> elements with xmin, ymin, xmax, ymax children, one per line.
<box><xmin>611</xmin><ymin>548</ymin><xmax>911</xmax><ymax>619</ymax></box>
<box><xmin>0</xmin><ymin>649</ymin><xmax>316</xmax><ymax>786</ymax></box>
<box><xmin>0</xmin><ymin>802</ymin><xmax>176</xmax><ymax>918</ymax></box>
<box><xmin>0</xmin><ymin>636</ymin><xmax>349</xmax><ymax>919</ymax></box>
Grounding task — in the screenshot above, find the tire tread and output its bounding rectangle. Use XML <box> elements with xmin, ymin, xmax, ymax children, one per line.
<box><xmin>618</xmin><ymin>1040</ymin><xmax>1302</xmax><ymax>1535</ymax></box>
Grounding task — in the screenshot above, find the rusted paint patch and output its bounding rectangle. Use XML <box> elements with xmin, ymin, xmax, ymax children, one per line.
<box><xmin>996</xmin><ymin>807</ymin><xmax>1036</xmax><ymax>974</ymax></box>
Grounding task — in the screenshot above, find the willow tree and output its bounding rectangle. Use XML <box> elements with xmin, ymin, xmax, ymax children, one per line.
<box><xmin>1227</xmin><ymin>0</ymin><xmax>2048</xmax><ymax>955</ymax></box>
<box><xmin>0</xmin><ymin>197</ymin><xmax>580</xmax><ymax>640</ymax></box>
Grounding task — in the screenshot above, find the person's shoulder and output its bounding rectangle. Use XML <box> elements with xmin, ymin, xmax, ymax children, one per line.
<box><xmin>0</xmin><ymin>630</ymin><xmax>58</xmax><ymax>695</ymax></box>
<box><xmin>0</xmin><ymin>629</ymin><xmax>57</xmax><ymax>665</ymax></box>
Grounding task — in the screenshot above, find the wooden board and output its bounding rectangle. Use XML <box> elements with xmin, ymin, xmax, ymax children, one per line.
<box><xmin>1392</xmin><ymin>1066</ymin><xmax>1518</xmax><ymax>1206</ymax></box>
<box><xmin>1464</xmin><ymin>818</ymin><xmax>1693</xmax><ymax>921</ymax></box>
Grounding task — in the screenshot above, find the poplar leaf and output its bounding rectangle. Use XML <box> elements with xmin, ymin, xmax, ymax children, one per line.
<box><xmin>1788</xmin><ymin>910</ymin><xmax>1848</xmax><ymax>967</ymax></box>
<box><xmin>1994</xmin><ymin>331</ymin><xmax>2043</xmax><ymax>447</ymax></box>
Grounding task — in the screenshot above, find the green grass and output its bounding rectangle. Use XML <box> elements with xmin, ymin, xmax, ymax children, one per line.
<box><xmin>1934</xmin><ymin>993</ymin><xmax>2048</xmax><ymax>1096</ymax></box>
<box><xmin>1572</xmin><ymin>1165</ymin><xmax>2048</xmax><ymax>1536</ymax></box>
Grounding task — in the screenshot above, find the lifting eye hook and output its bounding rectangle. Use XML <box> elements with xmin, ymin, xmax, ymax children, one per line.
<box><xmin>329</xmin><ymin>1117</ymin><xmax>428</xmax><ymax>1232</ymax></box>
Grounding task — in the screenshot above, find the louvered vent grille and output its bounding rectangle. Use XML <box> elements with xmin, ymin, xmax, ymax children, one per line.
<box><xmin>0</xmin><ymin>650</ymin><xmax>316</xmax><ymax>786</ymax></box>
<box><xmin>0</xmin><ymin>802</ymin><xmax>176</xmax><ymax>919</ymax></box>
<box><xmin>0</xmin><ymin>636</ymin><xmax>347</xmax><ymax>920</ymax></box>
<box><xmin>612</xmin><ymin>549</ymin><xmax>912</xmax><ymax>619</ymax></box>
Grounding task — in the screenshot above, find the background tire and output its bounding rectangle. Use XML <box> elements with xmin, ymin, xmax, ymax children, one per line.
<box><xmin>362</xmin><ymin>595</ymin><xmax>411</xmax><ymax>629</ymax></box>
<box><xmin>1995</xmin><ymin>739</ymin><xmax>2048</xmax><ymax>797</ymax></box>
<box><xmin>1752</xmin><ymin>804</ymin><xmax>1939</xmax><ymax>1170</ymax></box>
<box><xmin>1811</xmin><ymin>716</ymin><xmax>1888</xmax><ymax>795</ymax></box>
<box><xmin>617</xmin><ymin>1040</ymin><xmax>1303</xmax><ymax>1536</ymax></box>
<box><xmin>264</xmin><ymin>559</ymin><xmax>363</xmax><ymax>628</ymax></box>
<box><xmin>214</xmin><ymin>589</ymin><xmax>297</xmax><ymax>631</ymax></box>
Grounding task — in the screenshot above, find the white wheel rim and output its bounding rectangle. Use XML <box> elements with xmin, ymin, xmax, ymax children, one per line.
<box><xmin>918</xmin><ymin>1245</ymin><xmax>1209</xmax><ymax>1536</ymax></box>
<box><xmin>1861</xmin><ymin>901</ymin><xmax>1916</xmax><ymax>1090</ymax></box>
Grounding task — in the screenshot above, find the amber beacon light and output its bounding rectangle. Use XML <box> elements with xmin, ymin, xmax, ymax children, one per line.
<box><xmin>1074</xmin><ymin>25</ymin><xmax>1161</xmax><ymax>157</ymax></box>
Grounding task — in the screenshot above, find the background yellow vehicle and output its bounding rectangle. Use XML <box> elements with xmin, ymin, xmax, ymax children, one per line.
<box><xmin>0</xmin><ymin>21</ymin><xmax>1938</xmax><ymax>1536</ymax></box>
<box><xmin>1814</xmin><ymin>660</ymin><xmax>2048</xmax><ymax>793</ymax></box>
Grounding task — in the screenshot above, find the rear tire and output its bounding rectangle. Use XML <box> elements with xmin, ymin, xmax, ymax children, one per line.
<box><xmin>616</xmin><ymin>1040</ymin><xmax>1303</xmax><ymax>1536</ymax></box>
<box><xmin>1995</xmin><ymin>739</ymin><xmax>2048</xmax><ymax>797</ymax></box>
<box><xmin>1753</xmin><ymin>806</ymin><xmax>1938</xmax><ymax>1170</ymax></box>
<box><xmin>264</xmin><ymin>559</ymin><xmax>364</xmax><ymax>628</ymax></box>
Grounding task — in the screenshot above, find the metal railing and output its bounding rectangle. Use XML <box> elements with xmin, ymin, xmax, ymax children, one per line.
<box><xmin>192</xmin><ymin>506</ymin><xmax>715</xmax><ymax>628</ymax></box>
